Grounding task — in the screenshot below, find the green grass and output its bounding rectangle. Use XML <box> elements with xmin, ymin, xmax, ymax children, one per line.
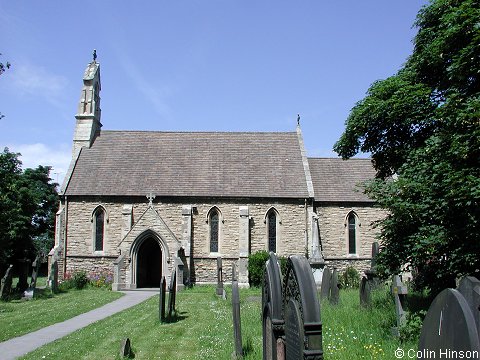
<box><xmin>19</xmin><ymin>285</ymin><xmax>417</xmax><ymax>360</ymax></box>
<box><xmin>0</xmin><ymin>287</ymin><xmax>123</xmax><ymax>342</ymax></box>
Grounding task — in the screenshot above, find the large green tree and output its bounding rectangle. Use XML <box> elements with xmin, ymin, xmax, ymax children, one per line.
<box><xmin>0</xmin><ymin>148</ymin><xmax>58</xmax><ymax>272</ymax></box>
<box><xmin>334</xmin><ymin>0</ymin><xmax>480</xmax><ymax>294</ymax></box>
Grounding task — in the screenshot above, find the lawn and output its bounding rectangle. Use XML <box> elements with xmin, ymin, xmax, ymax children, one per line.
<box><xmin>19</xmin><ymin>285</ymin><xmax>418</xmax><ymax>359</ymax></box>
<box><xmin>0</xmin><ymin>287</ymin><xmax>123</xmax><ymax>342</ymax></box>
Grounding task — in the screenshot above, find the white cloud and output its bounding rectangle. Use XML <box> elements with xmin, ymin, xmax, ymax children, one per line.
<box><xmin>6</xmin><ymin>143</ymin><xmax>72</xmax><ymax>185</ymax></box>
<box><xmin>12</xmin><ymin>63</ymin><xmax>69</xmax><ymax>107</ymax></box>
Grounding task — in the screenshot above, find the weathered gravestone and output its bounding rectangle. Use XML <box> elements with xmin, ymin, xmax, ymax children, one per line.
<box><xmin>24</xmin><ymin>255</ymin><xmax>41</xmax><ymax>299</ymax></box>
<box><xmin>283</xmin><ymin>255</ymin><xmax>323</xmax><ymax>360</ymax></box>
<box><xmin>159</xmin><ymin>276</ymin><xmax>166</xmax><ymax>322</ymax></box>
<box><xmin>16</xmin><ymin>258</ymin><xmax>30</xmax><ymax>292</ymax></box>
<box><xmin>232</xmin><ymin>266</ymin><xmax>243</xmax><ymax>359</ymax></box>
<box><xmin>120</xmin><ymin>337</ymin><xmax>133</xmax><ymax>358</ymax></box>
<box><xmin>216</xmin><ymin>257</ymin><xmax>226</xmax><ymax>299</ymax></box>
<box><xmin>0</xmin><ymin>264</ymin><xmax>14</xmax><ymax>300</ymax></box>
<box><xmin>391</xmin><ymin>275</ymin><xmax>408</xmax><ymax>336</ymax></box>
<box><xmin>418</xmin><ymin>287</ymin><xmax>480</xmax><ymax>355</ymax></box>
<box><xmin>457</xmin><ymin>276</ymin><xmax>480</xmax><ymax>335</ymax></box>
<box><xmin>175</xmin><ymin>256</ymin><xmax>184</xmax><ymax>291</ymax></box>
<box><xmin>262</xmin><ymin>252</ymin><xmax>284</xmax><ymax>360</ymax></box>
<box><xmin>168</xmin><ymin>270</ymin><xmax>177</xmax><ymax>319</ymax></box>
<box><xmin>49</xmin><ymin>258</ymin><xmax>59</xmax><ymax>293</ymax></box>
<box><xmin>365</xmin><ymin>242</ymin><xmax>380</xmax><ymax>288</ymax></box>
<box><xmin>359</xmin><ymin>276</ymin><xmax>371</xmax><ymax>308</ymax></box>
<box><xmin>329</xmin><ymin>268</ymin><xmax>339</xmax><ymax>305</ymax></box>
<box><xmin>320</xmin><ymin>267</ymin><xmax>331</xmax><ymax>301</ymax></box>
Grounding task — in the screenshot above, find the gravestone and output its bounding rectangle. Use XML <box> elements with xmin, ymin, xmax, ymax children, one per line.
<box><xmin>0</xmin><ymin>264</ymin><xmax>14</xmax><ymax>300</ymax></box>
<box><xmin>24</xmin><ymin>255</ymin><xmax>41</xmax><ymax>299</ymax></box>
<box><xmin>49</xmin><ymin>258</ymin><xmax>59</xmax><ymax>293</ymax></box>
<box><xmin>232</xmin><ymin>274</ymin><xmax>243</xmax><ymax>359</ymax></box>
<box><xmin>320</xmin><ymin>267</ymin><xmax>331</xmax><ymax>300</ymax></box>
<box><xmin>16</xmin><ymin>258</ymin><xmax>30</xmax><ymax>292</ymax></box>
<box><xmin>359</xmin><ymin>276</ymin><xmax>371</xmax><ymax>308</ymax></box>
<box><xmin>365</xmin><ymin>242</ymin><xmax>380</xmax><ymax>288</ymax></box>
<box><xmin>175</xmin><ymin>256</ymin><xmax>184</xmax><ymax>291</ymax></box>
<box><xmin>120</xmin><ymin>338</ymin><xmax>132</xmax><ymax>358</ymax></box>
<box><xmin>232</xmin><ymin>262</ymin><xmax>237</xmax><ymax>282</ymax></box>
<box><xmin>391</xmin><ymin>275</ymin><xmax>408</xmax><ymax>336</ymax></box>
<box><xmin>159</xmin><ymin>276</ymin><xmax>166</xmax><ymax>322</ymax></box>
<box><xmin>262</xmin><ymin>252</ymin><xmax>284</xmax><ymax>360</ymax></box>
<box><xmin>283</xmin><ymin>255</ymin><xmax>323</xmax><ymax>360</ymax></box>
<box><xmin>168</xmin><ymin>270</ymin><xmax>177</xmax><ymax>319</ymax></box>
<box><xmin>216</xmin><ymin>257</ymin><xmax>226</xmax><ymax>299</ymax></box>
<box><xmin>329</xmin><ymin>268</ymin><xmax>339</xmax><ymax>305</ymax></box>
<box><xmin>456</xmin><ymin>276</ymin><xmax>480</xmax><ymax>335</ymax></box>
<box><xmin>418</xmin><ymin>288</ymin><xmax>480</xmax><ymax>355</ymax></box>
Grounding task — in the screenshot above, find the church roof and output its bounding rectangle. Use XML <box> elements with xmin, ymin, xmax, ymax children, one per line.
<box><xmin>64</xmin><ymin>130</ymin><xmax>311</xmax><ymax>198</ymax></box>
<box><xmin>308</xmin><ymin>158</ymin><xmax>376</xmax><ymax>203</ymax></box>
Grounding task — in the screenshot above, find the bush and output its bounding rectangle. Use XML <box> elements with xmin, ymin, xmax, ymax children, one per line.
<box><xmin>400</xmin><ymin>310</ymin><xmax>427</xmax><ymax>343</ymax></box>
<box><xmin>88</xmin><ymin>269</ymin><xmax>113</xmax><ymax>288</ymax></box>
<box><xmin>248</xmin><ymin>251</ymin><xmax>270</xmax><ymax>287</ymax></box>
<box><xmin>60</xmin><ymin>270</ymin><xmax>90</xmax><ymax>290</ymax></box>
<box><xmin>339</xmin><ymin>266</ymin><xmax>360</xmax><ymax>289</ymax></box>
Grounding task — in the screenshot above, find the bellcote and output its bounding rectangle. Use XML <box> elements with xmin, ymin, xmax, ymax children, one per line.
<box><xmin>72</xmin><ymin>51</ymin><xmax>102</xmax><ymax>156</ymax></box>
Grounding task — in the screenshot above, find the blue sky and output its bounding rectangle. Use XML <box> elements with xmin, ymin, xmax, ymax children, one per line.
<box><xmin>0</xmin><ymin>1</ymin><xmax>427</xmax><ymax>184</ymax></box>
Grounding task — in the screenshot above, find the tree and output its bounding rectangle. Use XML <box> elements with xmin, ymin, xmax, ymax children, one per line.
<box><xmin>0</xmin><ymin>148</ymin><xmax>58</xmax><ymax>272</ymax></box>
<box><xmin>334</xmin><ymin>0</ymin><xmax>480</xmax><ymax>294</ymax></box>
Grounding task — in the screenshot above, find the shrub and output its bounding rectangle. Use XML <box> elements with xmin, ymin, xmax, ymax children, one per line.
<box><xmin>400</xmin><ymin>310</ymin><xmax>427</xmax><ymax>343</ymax></box>
<box><xmin>60</xmin><ymin>270</ymin><xmax>90</xmax><ymax>291</ymax></box>
<box><xmin>248</xmin><ymin>251</ymin><xmax>270</xmax><ymax>287</ymax></box>
<box><xmin>88</xmin><ymin>269</ymin><xmax>113</xmax><ymax>288</ymax></box>
<box><xmin>339</xmin><ymin>266</ymin><xmax>360</xmax><ymax>289</ymax></box>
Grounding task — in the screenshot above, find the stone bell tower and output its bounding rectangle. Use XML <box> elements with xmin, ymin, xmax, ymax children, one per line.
<box><xmin>72</xmin><ymin>50</ymin><xmax>102</xmax><ymax>157</ymax></box>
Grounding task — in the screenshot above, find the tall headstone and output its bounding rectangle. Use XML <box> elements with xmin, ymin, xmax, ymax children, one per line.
<box><xmin>232</xmin><ymin>275</ymin><xmax>243</xmax><ymax>359</ymax></box>
<box><xmin>159</xmin><ymin>276</ymin><xmax>166</xmax><ymax>322</ymax></box>
<box><xmin>365</xmin><ymin>242</ymin><xmax>380</xmax><ymax>288</ymax></box>
<box><xmin>457</xmin><ymin>276</ymin><xmax>480</xmax><ymax>335</ymax></box>
<box><xmin>16</xmin><ymin>258</ymin><xmax>30</xmax><ymax>292</ymax></box>
<box><xmin>418</xmin><ymin>288</ymin><xmax>480</xmax><ymax>355</ymax></box>
<box><xmin>283</xmin><ymin>256</ymin><xmax>323</xmax><ymax>360</ymax></box>
<box><xmin>329</xmin><ymin>268</ymin><xmax>339</xmax><ymax>305</ymax></box>
<box><xmin>391</xmin><ymin>275</ymin><xmax>408</xmax><ymax>336</ymax></box>
<box><xmin>216</xmin><ymin>257</ymin><xmax>226</xmax><ymax>299</ymax></box>
<box><xmin>168</xmin><ymin>270</ymin><xmax>177</xmax><ymax>319</ymax></box>
<box><xmin>175</xmin><ymin>256</ymin><xmax>184</xmax><ymax>291</ymax></box>
<box><xmin>320</xmin><ymin>267</ymin><xmax>331</xmax><ymax>301</ymax></box>
<box><xmin>24</xmin><ymin>255</ymin><xmax>41</xmax><ymax>299</ymax></box>
<box><xmin>0</xmin><ymin>264</ymin><xmax>14</xmax><ymax>300</ymax></box>
<box><xmin>310</xmin><ymin>214</ymin><xmax>325</xmax><ymax>289</ymax></box>
<box><xmin>359</xmin><ymin>276</ymin><xmax>371</xmax><ymax>308</ymax></box>
<box><xmin>262</xmin><ymin>252</ymin><xmax>284</xmax><ymax>360</ymax></box>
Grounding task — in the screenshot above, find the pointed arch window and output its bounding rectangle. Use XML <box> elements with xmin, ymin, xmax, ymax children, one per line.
<box><xmin>94</xmin><ymin>208</ymin><xmax>105</xmax><ymax>252</ymax></box>
<box><xmin>209</xmin><ymin>208</ymin><xmax>219</xmax><ymax>253</ymax></box>
<box><xmin>268</xmin><ymin>211</ymin><xmax>277</xmax><ymax>252</ymax></box>
<box><xmin>348</xmin><ymin>212</ymin><xmax>356</xmax><ymax>255</ymax></box>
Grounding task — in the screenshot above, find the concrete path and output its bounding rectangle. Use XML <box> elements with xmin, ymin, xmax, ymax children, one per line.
<box><xmin>0</xmin><ymin>290</ymin><xmax>157</xmax><ymax>360</ymax></box>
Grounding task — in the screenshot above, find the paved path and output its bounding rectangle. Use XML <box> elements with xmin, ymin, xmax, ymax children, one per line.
<box><xmin>0</xmin><ymin>290</ymin><xmax>157</xmax><ymax>360</ymax></box>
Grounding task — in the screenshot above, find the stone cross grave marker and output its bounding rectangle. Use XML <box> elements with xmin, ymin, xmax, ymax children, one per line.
<box><xmin>320</xmin><ymin>267</ymin><xmax>331</xmax><ymax>301</ymax></box>
<box><xmin>283</xmin><ymin>255</ymin><xmax>323</xmax><ymax>360</ymax></box>
<box><xmin>24</xmin><ymin>255</ymin><xmax>41</xmax><ymax>299</ymax></box>
<box><xmin>262</xmin><ymin>252</ymin><xmax>284</xmax><ymax>360</ymax></box>
<box><xmin>216</xmin><ymin>256</ymin><xmax>226</xmax><ymax>299</ymax></box>
<box><xmin>329</xmin><ymin>268</ymin><xmax>339</xmax><ymax>305</ymax></box>
<box><xmin>168</xmin><ymin>270</ymin><xmax>177</xmax><ymax>320</ymax></box>
<box><xmin>232</xmin><ymin>271</ymin><xmax>243</xmax><ymax>359</ymax></box>
<box><xmin>391</xmin><ymin>275</ymin><xmax>408</xmax><ymax>336</ymax></box>
<box><xmin>159</xmin><ymin>276</ymin><xmax>166</xmax><ymax>322</ymax></box>
<box><xmin>456</xmin><ymin>276</ymin><xmax>480</xmax><ymax>335</ymax></box>
<box><xmin>0</xmin><ymin>264</ymin><xmax>14</xmax><ymax>301</ymax></box>
<box><xmin>360</xmin><ymin>276</ymin><xmax>371</xmax><ymax>308</ymax></box>
<box><xmin>418</xmin><ymin>285</ymin><xmax>480</xmax><ymax>354</ymax></box>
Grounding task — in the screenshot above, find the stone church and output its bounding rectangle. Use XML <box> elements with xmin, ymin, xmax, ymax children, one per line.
<box><xmin>52</xmin><ymin>57</ymin><xmax>385</xmax><ymax>290</ymax></box>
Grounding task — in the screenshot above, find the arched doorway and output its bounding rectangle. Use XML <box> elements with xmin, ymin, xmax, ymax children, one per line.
<box><xmin>136</xmin><ymin>236</ymin><xmax>162</xmax><ymax>288</ymax></box>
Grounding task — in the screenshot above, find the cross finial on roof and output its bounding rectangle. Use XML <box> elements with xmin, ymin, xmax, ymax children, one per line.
<box><xmin>147</xmin><ymin>192</ymin><xmax>156</xmax><ymax>206</ymax></box>
<box><xmin>297</xmin><ymin>114</ymin><xmax>300</xmax><ymax>126</ymax></box>
<box><xmin>92</xmin><ymin>49</ymin><xmax>97</xmax><ymax>62</ymax></box>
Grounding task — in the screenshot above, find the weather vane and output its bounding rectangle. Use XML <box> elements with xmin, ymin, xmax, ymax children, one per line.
<box><xmin>92</xmin><ymin>49</ymin><xmax>97</xmax><ymax>62</ymax></box>
<box><xmin>297</xmin><ymin>114</ymin><xmax>300</xmax><ymax>126</ymax></box>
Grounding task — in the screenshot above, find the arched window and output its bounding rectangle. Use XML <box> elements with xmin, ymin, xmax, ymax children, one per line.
<box><xmin>266</xmin><ymin>209</ymin><xmax>278</xmax><ymax>253</ymax></box>
<box><xmin>209</xmin><ymin>208</ymin><xmax>219</xmax><ymax>253</ymax></box>
<box><xmin>94</xmin><ymin>208</ymin><xmax>105</xmax><ymax>252</ymax></box>
<box><xmin>348</xmin><ymin>212</ymin><xmax>356</xmax><ymax>254</ymax></box>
